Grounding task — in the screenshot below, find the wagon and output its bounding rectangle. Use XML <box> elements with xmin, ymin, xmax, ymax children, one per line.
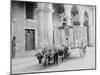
<box><xmin>69</xmin><ymin>39</ymin><xmax>87</xmax><ymax>58</ymax></box>
<box><xmin>78</xmin><ymin>39</ymin><xmax>87</xmax><ymax>57</ymax></box>
<box><xmin>68</xmin><ymin>26</ymin><xmax>88</xmax><ymax>58</ymax></box>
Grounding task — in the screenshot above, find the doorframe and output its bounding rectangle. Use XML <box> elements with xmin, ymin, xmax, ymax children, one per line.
<box><xmin>25</xmin><ymin>28</ymin><xmax>38</xmax><ymax>51</ymax></box>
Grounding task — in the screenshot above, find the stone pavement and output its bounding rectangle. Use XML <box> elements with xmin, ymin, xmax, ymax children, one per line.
<box><xmin>15</xmin><ymin>49</ymin><xmax>43</xmax><ymax>58</ymax></box>
<box><xmin>12</xmin><ymin>47</ymin><xmax>96</xmax><ymax>74</ymax></box>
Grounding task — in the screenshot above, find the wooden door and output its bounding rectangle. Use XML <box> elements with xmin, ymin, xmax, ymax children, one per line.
<box><xmin>25</xmin><ymin>29</ymin><xmax>35</xmax><ymax>51</ymax></box>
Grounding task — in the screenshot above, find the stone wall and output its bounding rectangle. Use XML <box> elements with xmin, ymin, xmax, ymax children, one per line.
<box><xmin>11</xmin><ymin>1</ymin><xmax>39</xmax><ymax>53</ymax></box>
<box><xmin>11</xmin><ymin>1</ymin><xmax>96</xmax><ymax>56</ymax></box>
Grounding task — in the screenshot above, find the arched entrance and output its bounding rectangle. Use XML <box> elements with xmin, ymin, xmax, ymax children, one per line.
<box><xmin>71</xmin><ymin>5</ymin><xmax>80</xmax><ymax>26</ymax></box>
<box><xmin>83</xmin><ymin>11</ymin><xmax>90</xmax><ymax>46</ymax></box>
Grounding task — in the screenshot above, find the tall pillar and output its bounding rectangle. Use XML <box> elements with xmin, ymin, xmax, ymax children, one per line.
<box><xmin>88</xmin><ymin>8</ymin><xmax>95</xmax><ymax>47</ymax></box>
<box><xmin>37</xmin><ymin>3</ymin><xmax>46</xmax><ymax>48</ymax></box>
<box><xmin>79</xmin><ymin>6</ymin><xmax>84</xmax><ymax>27</ymax></box>
<box><xmin>64</xmin><ymin>5</ymin><xmax>72</xmax><ymax>26</ymax></box>
<box><xmin>37</xmin><ymin>3</ymin><xmax>53</xmax><ymax>48</ymax></box>
<box><xmin>44</xmin><ymin>3</ymin><xmax>54</xmax><ymax>46</ymax></box>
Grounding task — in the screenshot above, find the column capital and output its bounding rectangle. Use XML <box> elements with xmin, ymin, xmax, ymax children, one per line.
<box><xmin>35</xmin><ymin>3</ymin><xmax>54</xmax><ymax>13</ymax></box>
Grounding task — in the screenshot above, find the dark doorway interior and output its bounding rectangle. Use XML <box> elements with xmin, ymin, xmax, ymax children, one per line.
<box><xmin>25</xmin><ymin>29</ymin><xmax>35</xmax><ymax>51</ymax></box>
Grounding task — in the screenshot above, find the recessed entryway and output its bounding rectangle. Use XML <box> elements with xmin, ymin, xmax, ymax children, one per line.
<box><xmin>25</xmin><ymin>29</ymin><xmax>35</xmax><ymax>51</ymax></box>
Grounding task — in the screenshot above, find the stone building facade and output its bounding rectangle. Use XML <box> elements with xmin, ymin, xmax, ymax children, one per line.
<box><xmin>11</xmin><ymin>1</ymin><xmax>95</xmax><ymax>56</ymax></box>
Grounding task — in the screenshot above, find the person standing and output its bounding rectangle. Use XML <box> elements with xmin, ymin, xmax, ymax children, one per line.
<box><xmin>12</xmin><ymin>36</ymin><xmax>16</xmax><ymax>58</ymax></box>
<box><xmin>53</xmin><ymin>49</ymin><xmax>58</xmax><ymax>65</ymax></box>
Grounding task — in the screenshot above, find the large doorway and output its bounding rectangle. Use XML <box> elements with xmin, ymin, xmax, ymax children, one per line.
<box><xmin>25</xmin><ymin>29</ymin><xmax>35</xmax><ymax>51</ymax></box>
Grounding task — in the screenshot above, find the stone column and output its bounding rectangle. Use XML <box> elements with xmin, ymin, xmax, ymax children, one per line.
<box><xmin>44</xmin><ymin>3</ymin><xmax>54</xmax><ymax>46</ymax></box>
<box><xmin>64</xmin><ymin>5</ymin><xmax>72</xmax><ymax>26</ymax></box>
<box><xmin>37</xmin><ymin>3</ymin><xmax>54</xmax><ymax>48</ymax></box>
<box><xmin>88</xmin><ymin>8</ymin><xmax>95</xmax><ymax>47</ymax></box>
<box><xmin>78</xmin><ymin>6</ymin><xmax>84</xmax><ymax>27</ymax></box>
<box><xmin>37</xmin><ymin>3</ymin><xmax>46</xmax><ymax>48</ymax></box>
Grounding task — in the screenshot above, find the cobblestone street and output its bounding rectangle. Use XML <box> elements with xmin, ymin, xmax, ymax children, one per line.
<box><xmin>12</xmin><ymin>47</ymin><xmax>95</xmax><ymax>74</ymax></box>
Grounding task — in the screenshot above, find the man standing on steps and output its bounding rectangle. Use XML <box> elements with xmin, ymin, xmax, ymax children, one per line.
<box><xmin>12</xmin><ymin>36</ymin><xmax>16</xmax><ymax>58</ymax></box>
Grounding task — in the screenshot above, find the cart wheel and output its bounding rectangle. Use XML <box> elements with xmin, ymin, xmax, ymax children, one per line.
<box><xmin>79</xmin><ymin>47</ymin><xmax>86</xmax><ymax>58</ymax></box>
<box><xmin>83</xmin><ymin>47</ymin><xmax>86</xmax><ymax>56</ymax></box>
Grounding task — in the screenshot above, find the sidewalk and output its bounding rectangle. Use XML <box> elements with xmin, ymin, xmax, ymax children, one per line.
<box><xmin>12</xmin><ymin>49</ymin><xmax>42</xmax><ymax>65</ymax></box>
<box><xmin>12</xmin><ymin>50</ymin><xmax>40</xmax><ymax>73</ymax></box>
<box><xmin>15</xmin><ymin>49</ymin><xmax>43</xmax><ymax>57</ymax></box>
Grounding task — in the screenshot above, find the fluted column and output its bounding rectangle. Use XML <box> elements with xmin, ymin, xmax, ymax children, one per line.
<box><xmin>36</xmin><ymin>3</ymin><xmax>46</xmax><ymax>48</ymax></box>
<box><xmin>36</xmin><ymin>3</ymin><xmax>54</xmax><ymax>48</ymax></box>
<box><xmin>44</xmin><ymin>3</ymin><xmax>54</xmax><ymax>46</ymax></box>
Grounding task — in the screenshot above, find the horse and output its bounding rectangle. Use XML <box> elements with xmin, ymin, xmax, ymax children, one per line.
<box><xmin>35</xmin><ymin>52</ymin><xmax>44</xmax><ymax>64</ymax></box>
<box><xmin>35</xmin><ymin>44</ymin><xmax>71</xmax><ymax>65</ymax></box>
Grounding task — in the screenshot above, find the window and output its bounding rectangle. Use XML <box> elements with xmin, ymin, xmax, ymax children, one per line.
<box><xmin>25</xmin><ymin>2</ymin><xmax>37</xmax><ymax>19</ymax></box>
<box><xmin>71</xmin><ymin>5</ymin><xmax>79</xmax><ymax>17</ymax></box>
<box><xmin>53</xmin><ymin>4</ymin><xmax>65</xmax><ymax>14</ymax></box>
